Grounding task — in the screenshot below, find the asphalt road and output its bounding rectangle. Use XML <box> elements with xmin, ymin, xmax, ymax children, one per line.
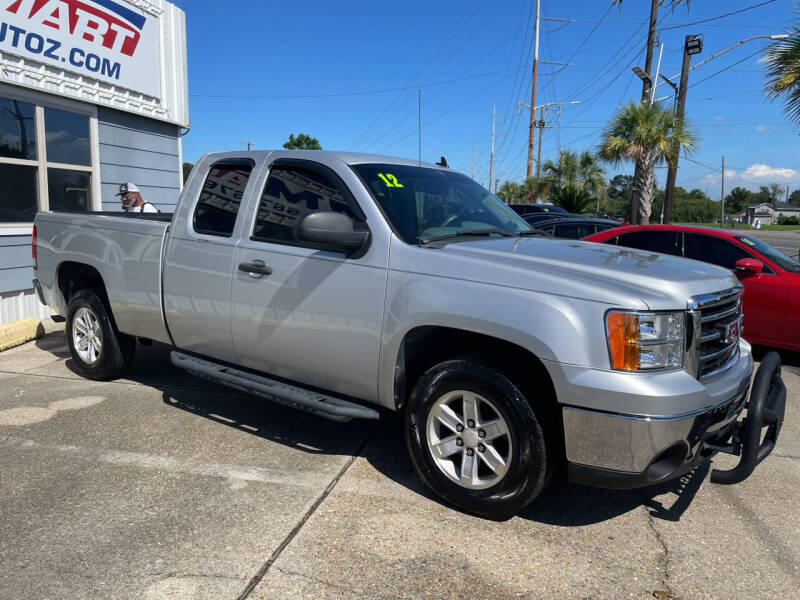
<box><xmin>745</xmin><ymin>229</ymin><xmax>800</xmax><ymax>260</ymax></box>
<box><xmin>1</xmin><ymin>322</ymin><xmax>798</xmax><ymax>599</ymax></box>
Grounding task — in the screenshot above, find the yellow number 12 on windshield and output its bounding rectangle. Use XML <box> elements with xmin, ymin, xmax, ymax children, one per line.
<box><xmin>378</xmin><ymin>173</ymin><xmax>404</xmax><ymax>188</ymax></box>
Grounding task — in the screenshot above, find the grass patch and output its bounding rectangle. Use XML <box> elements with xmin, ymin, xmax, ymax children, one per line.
<box><xmin>678</xmin><ymin>222</ymin><xmax>800</xmax><ymax>231</ymax></box>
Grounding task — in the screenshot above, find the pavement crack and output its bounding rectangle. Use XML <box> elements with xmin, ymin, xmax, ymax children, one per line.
<box><xmin>271</xmin><ymin>566</ymin><xmax>396</xmax><ymax>599</ymax></box>
<box><xmin>773</xmin><ymin>453</ymin><xmax>800</xmax><ymax>461</ymax></box>
<box><xmin>236</xmin><ymin>423</ymin><xmax>380</xmax><ymax>600</ymax></box>
<box><xmin>641</xmin><ymin>499</ymin><xmax>673</xmax><ymax>597</ymax></box>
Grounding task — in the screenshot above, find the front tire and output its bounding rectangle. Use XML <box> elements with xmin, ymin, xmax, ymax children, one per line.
<box><xmin>66</xmin><ymin>289</ymin><xmax>135</xmax><ymax>380</ymax></box>
<box><xmin>405</xmin><ymin>359</ymin><xmax>548</xmax><ymax>519</ymax></box>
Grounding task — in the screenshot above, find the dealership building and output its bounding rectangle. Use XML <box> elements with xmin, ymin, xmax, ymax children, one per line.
<box><xmin>0</xmin><ymin>0</ymin><xmax>188</xmax><ymax>323</ymax></box>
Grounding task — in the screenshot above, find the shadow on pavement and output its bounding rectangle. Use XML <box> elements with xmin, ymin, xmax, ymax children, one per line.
<box><xmin>35</xmin><ymin>329</ymin><xmax>709</xmax><ymax>525</ymax></box>
<box><xmin>753</xmin><ymin>345</ymin><xmax>800</xmax><ymax>374</ymax></box>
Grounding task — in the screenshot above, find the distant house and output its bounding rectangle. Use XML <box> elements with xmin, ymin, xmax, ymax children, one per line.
<box><xmin>746</xmin><ymin>203</ymin><xmax>800</xmax><ymax>225</ymax></box>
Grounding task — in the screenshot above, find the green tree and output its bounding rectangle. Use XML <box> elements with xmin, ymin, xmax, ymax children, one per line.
<box><xmin>670</xmin><ymin>187</ymin><xmax>717</xmax><ymax>223</ymax></box>
<box><xmin>529</xmin><ymin>150</ymin><xmax>605</xmax><ymax>203</ymax></box>
<box><xmin>789</xmin><ymin>189</ymin><xmax>800</xmax><ymax>205</ymax></box>
<box><xmin>598</xmin><ymin>100</ymin><xmax>698</xmax><ymax>225</ymax></box>
<box><xmin>725</xmin><ymin>187</ymin><xmax>755</xmax><ymax>214</ymax></box>
<box><xmin>763</xmin><ymin>19</ymin><xmax>800</xmax><ymax>124</ymax></box>
<box><xmin>283</xmin><ymin>133</ymin><xmax>322</xmax><ymax>150</ymax></box>
<box><xmin>606</xmin><ymin>174</ymin><xmax>634</xmax><ymax>221</ymax></box>
<box><xmin>496</xmin><ymin>181</ymin><xmax>524</xmax><ymax>204</ymax></box>
<box><xmin>551</xmin><ymin>184</ymin><xmax>593</xmax><ymax>214</ymax></box>
<box><xmin>182</xmin><ymin>162</ymin><xmax>193</xmax><ymax>183</ymax></box>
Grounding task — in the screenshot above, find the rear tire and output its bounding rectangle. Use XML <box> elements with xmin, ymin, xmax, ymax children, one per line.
<box><xmin>66</xmin><ymin>289</ymin><xmax>135</xmax><ymax>380</ymax></box>
<box><xmin>405</xmin><ymin>359</ymin><xmax>548</xmax><ymax>519</ymax></box>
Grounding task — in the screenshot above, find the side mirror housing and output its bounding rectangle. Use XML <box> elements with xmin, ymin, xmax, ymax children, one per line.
<box><xmin>295</xmin><ymin>211</ymin><xmax>369</xmax><ymax>253</ymax></box>
<box><xmin>734</xmin><ymin>257</ymin><xmax>764</xmax><ymax>275</ymax></box>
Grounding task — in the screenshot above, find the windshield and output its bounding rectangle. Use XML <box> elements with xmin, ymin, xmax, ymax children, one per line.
<box><xmin>351</xmin><ymin>163</ymin><xmax>533</xmax><ymax>244</ymax></box>
<box><xmin>735</xmin><ymin>235</ymin><xmax>800</xmax><ymax>273</ymax></box>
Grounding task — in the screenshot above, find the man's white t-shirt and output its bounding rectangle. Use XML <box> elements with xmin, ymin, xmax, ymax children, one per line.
<box><xmin>131</xmin><ymin>202</ymin><xmax>159</xmax><ymax>213</ymax></box>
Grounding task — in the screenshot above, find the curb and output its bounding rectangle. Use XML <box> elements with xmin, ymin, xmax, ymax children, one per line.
<box><xmin>0</xmin><ymin>318</ymin><xmax>45</xmax><ymax>352</ymax></box>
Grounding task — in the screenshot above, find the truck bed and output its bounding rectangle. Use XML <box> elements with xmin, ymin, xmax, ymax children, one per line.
<box><xmin>35</xmin><ymin>211</ymin><xmax>173</xmax><ymax>344</ymax></box>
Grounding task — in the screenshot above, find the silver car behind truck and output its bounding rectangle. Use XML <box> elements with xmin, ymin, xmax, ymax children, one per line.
<box><xmin>32</xmin><ymin>151</ymin><xmax>787</xmax><ymax>518</ymax></box>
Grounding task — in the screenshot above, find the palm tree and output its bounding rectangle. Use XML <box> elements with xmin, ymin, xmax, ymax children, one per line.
<box><xmin>529</xmin><ymin>150</ymin><xmax>605</xmax><ymax>203</ymax></box>
<box><xmin>551</xmin><ymin>184</ymin><xmax>593</xmax><ymax>214</ymax></box>
<box><xmin>763</xmin><ymin>25</ymin><xmax>800</xmax><ymax>124</ymax></box>
<box><xmin>598</xmin><ymin>100</ymin><xmax>697</xmax><ymax>225</ymax></box>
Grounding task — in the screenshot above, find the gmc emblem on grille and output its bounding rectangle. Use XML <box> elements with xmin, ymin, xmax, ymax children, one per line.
<box><xmin>722</xmin><ymin>320</ymin><xmax>740</xmax><ymax>344</ymax></box>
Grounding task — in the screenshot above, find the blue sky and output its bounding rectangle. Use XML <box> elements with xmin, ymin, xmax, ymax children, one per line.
<box><xmin>173</xmin><ymin>0</ymin><xmax>796</xmax><ymax>199</ymax></box>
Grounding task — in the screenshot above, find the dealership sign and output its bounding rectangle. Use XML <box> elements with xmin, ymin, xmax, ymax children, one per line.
<box><xmin>0</xmin><ymin>0</ymin><xmax>161</xmax><ymax>97</ymax></box>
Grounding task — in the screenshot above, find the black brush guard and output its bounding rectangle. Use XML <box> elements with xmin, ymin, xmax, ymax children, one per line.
<box><xmin>707</xmin><ymin>351</ymin><xmax>787</xmax><ymax>484</ymax></box>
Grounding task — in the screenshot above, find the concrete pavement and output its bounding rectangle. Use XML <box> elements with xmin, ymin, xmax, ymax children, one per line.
<box><xmin>1</xmin><ymin>322</ymin><xmax>798</xmax><ymax>599</ymax></box>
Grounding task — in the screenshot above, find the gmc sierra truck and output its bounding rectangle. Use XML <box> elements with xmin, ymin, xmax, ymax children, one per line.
<box><xmin>32</xmin><ymin>151</ymin><xmax>787</xmax><ymax>518</ymax></box>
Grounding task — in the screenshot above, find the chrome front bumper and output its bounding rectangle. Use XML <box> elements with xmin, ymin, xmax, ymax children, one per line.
<box><xmin>548</xmin><ymin>340</ymin><xmax>755</xmax><ymax>488</ymax></box>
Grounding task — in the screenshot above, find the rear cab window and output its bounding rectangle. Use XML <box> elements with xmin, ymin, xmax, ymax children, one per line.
<box><xmin>193</xmin><ymin>159</ymin><xmax>255</xmax><ymax>237</ymax></box>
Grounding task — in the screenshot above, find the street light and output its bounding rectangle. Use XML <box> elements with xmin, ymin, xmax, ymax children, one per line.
<box><xmin>661</xmin><ymin>33</ymin><xmax>788</xmax><ymax>223</ymax></box>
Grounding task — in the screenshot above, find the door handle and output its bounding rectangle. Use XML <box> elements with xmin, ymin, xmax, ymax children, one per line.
<box><xmin>238</xmin><ymin>260</ymin><xmax>272</xmax><ymax>277</ymax></box>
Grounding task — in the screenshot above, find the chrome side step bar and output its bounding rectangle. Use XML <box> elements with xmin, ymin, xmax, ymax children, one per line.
<box><xmin>170</xmin><ymin>351</ymin><xmax>380</xmax><ymax>422</ymax></box>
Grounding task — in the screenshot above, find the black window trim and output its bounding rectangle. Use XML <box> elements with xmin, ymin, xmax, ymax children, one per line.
<box><xmin>248</xmin><ymin>158</ymin><xmax>371</xmax><ymax>255</ymax></box>
<box><xmin>683</xmin><ymin>231</ymin><xmax>777</xmax><ymax>276</ymax></box>
<box><xmin>192</xmin><ymin>157</ymin><xmax>256</xmax><ymax>239</ymax></box>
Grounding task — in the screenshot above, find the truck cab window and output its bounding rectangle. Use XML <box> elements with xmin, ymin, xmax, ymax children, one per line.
<box><xmin>252</xmin><ymin>166</ymin><xmax>356</xmax><ymax>244</ymax></box>
<box><xmin>193</xmin><ymin>162</ymin><xmax>253</xmax><ymax>237</ymax></box>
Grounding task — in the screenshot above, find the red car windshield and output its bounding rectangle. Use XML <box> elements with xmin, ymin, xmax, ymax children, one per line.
<box><xmin>735</xmin><ymin>235</ymin><xmax>800</xmax><ymax>273</ymax></box>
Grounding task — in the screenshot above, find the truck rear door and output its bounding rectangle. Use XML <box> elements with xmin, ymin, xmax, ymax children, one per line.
<box><xmin>163</xmin><ymin>157</ymin><xmax>260</xmax><ymax>363</ymax></box>
<box><xmin>229</xmin><ymin>158</ymin><xmax>387</xmax><ymax>402</ymax></box>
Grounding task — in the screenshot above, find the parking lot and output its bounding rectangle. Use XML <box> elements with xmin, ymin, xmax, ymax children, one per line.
<box><xmin>747</xmin><ymin>229</ymin><xmax>800</xmax><ymax>259</ymax></box>
<box><xmin>0</xmin><ymin>322</ymin><xmax>798</xmax><ymax>600</ymax></box>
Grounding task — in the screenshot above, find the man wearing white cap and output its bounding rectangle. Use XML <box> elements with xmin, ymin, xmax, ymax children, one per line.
<box><xmin>116</xmin><ymin>182</ymin><xmax>159</xmax><ymax>213</ymax></box>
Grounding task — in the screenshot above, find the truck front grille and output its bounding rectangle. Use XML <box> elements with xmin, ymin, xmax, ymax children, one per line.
<box><xmin>690</xmin><ymin>287</ymin><xmax>743</xmax><ymax>380</ymax></box>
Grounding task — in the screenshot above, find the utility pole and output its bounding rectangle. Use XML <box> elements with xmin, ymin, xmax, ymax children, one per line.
<box><xmin>629</xmin><ymin>0</ymin><xmax>660</xmax><ymax>226</ymax></box>
<box><xmin>471</xmin><ymin>141</ymin><xmax>475</xmax><ymax>180</ymax></box>
<box><xmin>663</xmin><ymin>35</ymin><xmax>700</xmax><ymax>224</ymax></box>
<box><xmin>239</xmin><ymin>140</ymin><xmax>255</xmax><ymax>151</ymax></box>
<box><xmin>721</xmin><ymin>155</ymin><xmax>725</xmax><ymax>227</ymax></box>
<box><xmin>526</xmin><ymin>0</ymin><xmax>541</xmax><ymax>178</ymax></box>
<box><xmin>535</xmin><ymin>106</ymin><xmax>545</xmax><ymax>180</ymax></box>
<box><xmin>489</xmin><ymin>103</ymin><xmax>496</xmax><ymax>193</ymax></box>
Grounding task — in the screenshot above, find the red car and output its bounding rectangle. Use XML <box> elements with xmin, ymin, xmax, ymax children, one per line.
<box><xmin>584</xmin><ymin>225</ymin><xmax>800</xmax><ymax>352</ymax></box>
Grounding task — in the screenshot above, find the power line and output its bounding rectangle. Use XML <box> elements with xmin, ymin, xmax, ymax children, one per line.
<box><xmin>659</xmin><ymin>0</ymin><xmax>777</xmax><ymax>31</ymax></box>
<box><xmin>190</xmin><ymin>66</ymin><xmax>533</xmax><ymax>100</ymax></box>
<box><xmin>355</xmin><ymin>0</ymin><xmax>514</xmax><ymax>152</ymax></box>
<box><xmin>348</xmin><ymin>0</ymin><xmax>493</xmax><ymax>151</ymax></box>
<box><xmin>377</xmin><ymin>72</ymin><xmax>515</xmax><ymax>155</ymax></box>
<box><xmin>689</xmin><ymin>48</ymin><xmax>762</xmax><ymax>88</ymax></box>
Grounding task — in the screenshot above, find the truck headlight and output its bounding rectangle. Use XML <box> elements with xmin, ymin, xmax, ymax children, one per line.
<box><xmin>606</xmin><ymin>311</ymin><xmax>685</xmax><ymax>371</ymax></box>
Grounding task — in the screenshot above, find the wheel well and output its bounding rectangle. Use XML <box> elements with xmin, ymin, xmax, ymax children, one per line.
<box><xmin>57</xmin><ymin>262</ymin><xmax>111</xmax><ymax>312</ymax></box>
<box><xmin>396</xmin><ymin>326</ymin><xmax>558</xmax><ymax>412</ymax></box>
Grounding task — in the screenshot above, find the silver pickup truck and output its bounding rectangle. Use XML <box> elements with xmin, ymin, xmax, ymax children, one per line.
<box><xmin>33</xmin><ymin>151</ymin><xmax>787</xmax><ymax>518</ymax></box>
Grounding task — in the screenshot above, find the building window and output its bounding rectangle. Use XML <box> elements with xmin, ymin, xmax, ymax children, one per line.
<box><xmin>0</xmin><ymin>91</ymin><xmax>96</xmax><ymax>225</ymax></box>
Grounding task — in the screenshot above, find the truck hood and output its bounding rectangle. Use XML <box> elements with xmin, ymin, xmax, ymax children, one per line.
<box><xmin>395</xmin><ymin>236</ymin><xmax>740</xmax><ymax>310</ymax></box>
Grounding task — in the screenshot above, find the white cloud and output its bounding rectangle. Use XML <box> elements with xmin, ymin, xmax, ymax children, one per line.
<box><xmin>755</xmin><ymin>124</ymin><xmax>767</xmax><ymax>132</ymax></box>
<box><xmin>739</xmin><ymin>163</ymin><xmax>799</xmax><ymax>182</ymax></box>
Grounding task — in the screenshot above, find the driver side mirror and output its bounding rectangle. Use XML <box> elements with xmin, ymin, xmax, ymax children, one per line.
<box><xmin>734</xmin><ymin>257</ymin><xmax>764</xmax><ymax>275</ymax></box>
<box><xmin>294</xmin><ymin>211</ymin><xmax>370</xmax><ymax>253</ymax></box>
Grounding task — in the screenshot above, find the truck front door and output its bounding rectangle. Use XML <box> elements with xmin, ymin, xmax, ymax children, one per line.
<box><xmin>230</xmin><ymin>159</ymin><xmax>386</xmax><ymax>402</ymax></box>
